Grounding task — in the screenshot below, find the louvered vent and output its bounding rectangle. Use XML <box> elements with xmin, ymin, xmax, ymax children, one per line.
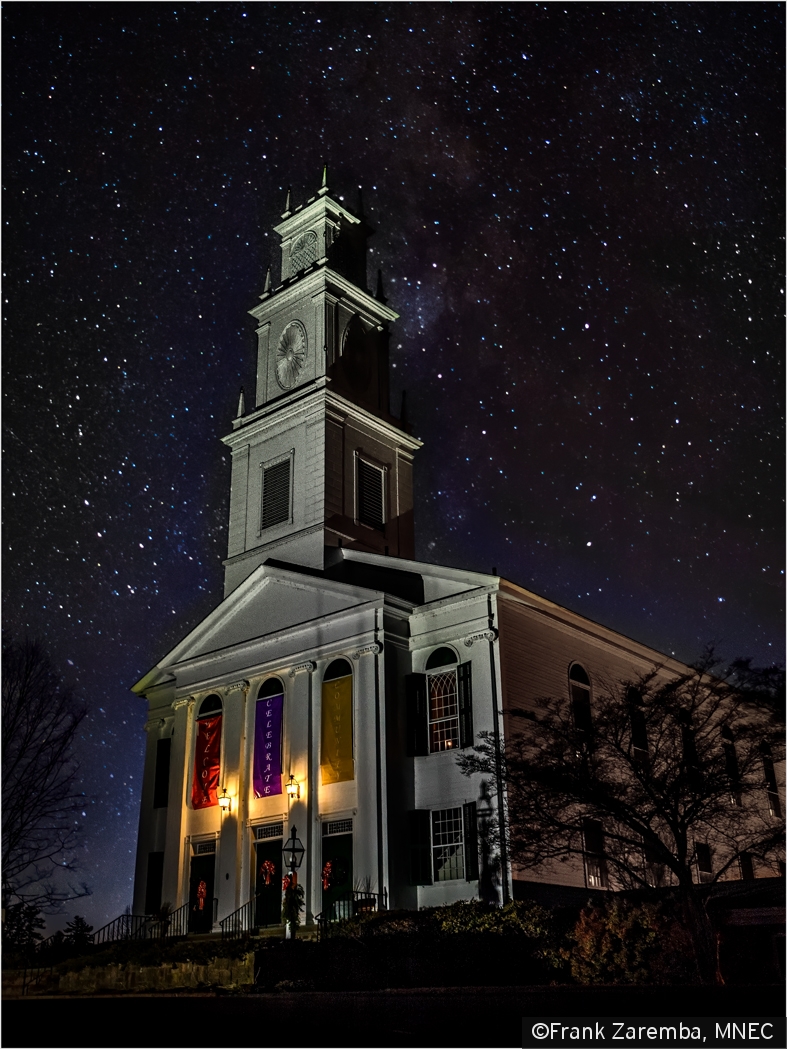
<box><xmin>323</xmin><ymin>818</ymin><xmax>353</xmax><ymax>836</ymax></box>
<box><xmin>261</xmin><ymin>459</ymin><xmax>291</xmax><ymax>530</ymax></box>
<box><xmin>195</xmin><ymin>840</ymin><xmax>216</xmax><ymax>855</ymax></box>
<box><xmin>357</xmin><ymin>460</ymin><xmax>384</xmax><ymax>530</ymax></box>
<box><xmin>255</xmin><ymin>822</ymin><xmax>284</xmax><ymax>841</ymax></box>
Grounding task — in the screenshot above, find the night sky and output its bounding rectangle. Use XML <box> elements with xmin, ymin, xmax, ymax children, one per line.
<box><xmin>4</xmin><ymin>4</ymin><xmax>783</xmax><ymax>930</ymax></box>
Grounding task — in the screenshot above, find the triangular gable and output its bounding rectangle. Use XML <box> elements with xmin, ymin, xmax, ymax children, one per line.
<box><xmin>338</xmin><ymin>548</ymin><xmax>495</xmax><ymax>604</ymax></box>
<box><xmin>133</xmin><ymin>562</ymin><xmax>381</xmax><ymax>693</ymax></box>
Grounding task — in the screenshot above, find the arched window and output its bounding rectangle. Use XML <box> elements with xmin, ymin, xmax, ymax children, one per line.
<box><xmin>258</xmin><ymin>677</ymin><xmax>284</xmax><ymax>700</ymax></box>
<box><xmin>426</xmin><ymin>647</ymin><xmax>457</xmax><ymax>671</ymax></box>
<box><xmin>321</xmin><ymin>660</ymin><xmax>353</xmax><ymax>784</ymax></box>
<box><xmin>254</xmin><ymin>679</ymin><xmax>284</xmax><ymax>799</ymax></box>
<box><xmin>569</xmin><ymin>664</ymin><xmax>592</xmax><ymax>733</ymax></box>
<box><xmin>198</xmin><ymin>694</ymin><xmax>222</xmax><ymax>718</ymax></box>
<box><xmin>324</xmin><ymin>658</ymin><xmax>353</xmax><ymax>682</ymax></box>
<box><xmin>192</xmin><ymin>695</ymin><xmax>222</xmax><ymax>809</ymax></box>
<box><xmin>426</xmin><ymin>647</ymin><xmax>461</xmax><ymax>752</ymax></box>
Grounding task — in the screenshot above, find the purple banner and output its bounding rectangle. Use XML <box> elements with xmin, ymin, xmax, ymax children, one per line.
<box><xmin>253</xmin><ymin>693</ymin><xmax>283</xmax><ymax>798</ymax></box>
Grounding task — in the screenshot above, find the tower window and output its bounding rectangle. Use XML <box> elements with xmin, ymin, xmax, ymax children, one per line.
<box><xmin>357</xmin><ymin>458</ymin><xmax>385</xmax><ymax>530</ymax></box>
<box><xmin>261</xmin><ymin>456</ymin><xmax>292</xmax><ymax>530</ymax></box>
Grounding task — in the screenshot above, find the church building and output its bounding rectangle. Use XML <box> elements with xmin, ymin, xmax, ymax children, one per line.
<box><xmin>131</xmin><ymin>174</ymin><xmax>775</xmax><ymax>933</ymax></box>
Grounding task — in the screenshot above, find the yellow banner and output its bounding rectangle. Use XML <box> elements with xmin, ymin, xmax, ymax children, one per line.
<box><xmin>320</xmin><ymin>675</ymin><xmax>354</xmax><ymax>784</ymax></box>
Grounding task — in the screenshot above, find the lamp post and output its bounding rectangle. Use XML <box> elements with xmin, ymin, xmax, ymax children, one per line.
<box><xmin>282</xmin><ymin>826</ymin><xmax>305</xmax><ymax>939</ymax></box>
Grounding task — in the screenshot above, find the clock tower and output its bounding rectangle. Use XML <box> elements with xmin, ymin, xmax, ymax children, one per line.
<box><xmin>221</xmin><ymin>170</ymin><xmax>421</xmax><ymax>596</ymax></box>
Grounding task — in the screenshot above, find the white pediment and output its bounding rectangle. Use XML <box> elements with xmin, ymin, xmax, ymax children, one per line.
<box><xmin>134</xmin><ymin>564</ymin><xmax>379</xmax><ymax>691</ymax></box>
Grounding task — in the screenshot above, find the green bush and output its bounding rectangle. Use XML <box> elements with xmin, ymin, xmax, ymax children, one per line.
<box><xmin>566</xmin><ymin>893</ymin><xmax>667</xmax><ymax>981</ymax></box>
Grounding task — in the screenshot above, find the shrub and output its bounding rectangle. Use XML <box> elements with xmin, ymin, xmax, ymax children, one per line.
<box><xmin>567</xmin><ymin>898</ymin><xmax>682</xmax><ymax>985</ymax></box>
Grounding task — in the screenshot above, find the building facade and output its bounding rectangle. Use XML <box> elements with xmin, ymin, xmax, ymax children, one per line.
<box><xmin>132</xmin><ymin>176</ymin><xmax>783</xmax><ymax>931</ymax></box>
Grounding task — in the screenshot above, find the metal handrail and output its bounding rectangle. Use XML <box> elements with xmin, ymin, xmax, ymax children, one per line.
<box><xmin>142</xmin><ymin>900</ymin><xmax>189</xmax><ymax>940</ymax></box>
<box><xmin>91</xmin><ymin>913</ymin><xmax>154</xmax><ymax>946</ymax></box>
<box><xmin>221</xmin><ymin>892</ymin><xmax>265</xmax><ymax>940</ymax></box>
<box><xmin>317</xmin><ymin>888</ymin><xmax>388</xmax><ymax>936</ymax></box>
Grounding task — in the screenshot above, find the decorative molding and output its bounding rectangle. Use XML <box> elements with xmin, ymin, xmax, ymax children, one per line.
<box><xmin>225</xmin><ymin>680</ymin><xmax>250</xmax><ymax>694</ymax></box>
<box><xmin>143</xmin><ymin>718</ymin><xmax>166</xmax><ymax>733</ymax></box>
<box><xmin>463</xmin><ymin>630</ymin><xmax>498</xmax><ymax>647</ymax></box>
<box><xmin>289</xmin><ymin>660</ymin><xmax>317</xmax><ymax>677</ymax></box>
<box><xmin>171</xmin><ymin>697</ymin><xmax>194</xmax><ymax>712</ymax></box>
<box><xmin>352</xmin><ymin>642</ymin><xmax>383</xmax><ymax>660</ymax></box>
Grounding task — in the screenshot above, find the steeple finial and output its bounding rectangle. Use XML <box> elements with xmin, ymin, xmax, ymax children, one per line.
<box><xmin>356</xmin><ymin>186</ymin><xmax>364</xmax><ymax>216</ymax></box>
<box><xmin>236</xmin><ymin>386</ymin><xmax>246</xmax><ymax>419</ymax></box>
<box><xmin>263</xmin><ymin>267</ymin><xmax>271</xmax><ymax>293</ymax></box>
<box><xmin>318</xmin><ymin>161</ymin><xmax>329</xmax><ymax>196</ymax></box>
<box><xmin>375</xmin><ymin>268</ymin><xmax>387</xmax><ymax>304</ymax></box>
<box><xmin>282</xmin><ymin>186</ymin><xmax>292</xmax><ymax>217</ymax></box>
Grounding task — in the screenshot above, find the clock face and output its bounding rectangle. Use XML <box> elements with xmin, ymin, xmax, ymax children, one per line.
<box><xmin>276</xmin><ymin>322</ymin><xmax>307</xmax><ymax>389</ymax></box>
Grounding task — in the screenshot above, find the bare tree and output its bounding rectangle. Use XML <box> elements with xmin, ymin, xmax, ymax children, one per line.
<box><xmin>2</xmin><ymin>635</ymin><xmax>90</xmax><ymax>910</ymax></box>
<box><xmin>458</xmin><ymin>652</ymin><xmax>785</xmax><ymax>985</ymax></box>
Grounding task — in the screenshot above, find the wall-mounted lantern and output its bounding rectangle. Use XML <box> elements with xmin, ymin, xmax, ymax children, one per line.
<box><xmin>285</xmin><ymin>774</ymin><xmax>300</xmax><ymax>801</ymax></box>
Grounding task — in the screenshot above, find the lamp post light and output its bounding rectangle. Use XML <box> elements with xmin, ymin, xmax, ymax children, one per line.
<box><xmin>282</xmin><ymin>826</ymin><xmax>305</xmax><ymax>940</ymax></box>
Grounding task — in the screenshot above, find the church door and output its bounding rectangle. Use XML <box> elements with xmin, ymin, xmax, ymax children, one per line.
<box><xmin>188</xmin><ymin>854</ymin><xmax>215</xmax><ymax>933</ymax></box>
<box><xmin>254</xmin><ymin>841</ymin><xmax>283</xmax><ymax>927</ymax></box>
<box><xmin>321</xmin><ymin>832</ymin><xmax>353</xmax><ymax>920</ymax></box>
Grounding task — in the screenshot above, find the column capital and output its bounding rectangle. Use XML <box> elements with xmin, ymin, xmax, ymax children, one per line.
<box><xmin>289</xmin><ymin>661</ymin><xmax>316</xmax><ymax>677</ymax></box>
<box><xmin>171</xmin><ymin>696</ymin><xmax>195</xmax><ymax>712</ymax></box>
<box><xmin>225</xmin><ymin>679</ymin><xmax>250</xmax><ymax>695</ymax></box>
<box><xmin>351</xmin><ymin>642</ymin><xmax>383</xmax><ymax>660</ymax></box>
<box><xmin>463</xmin><ymin>629</ymin><xmax>498</xmax><ymax>647</ymax></box>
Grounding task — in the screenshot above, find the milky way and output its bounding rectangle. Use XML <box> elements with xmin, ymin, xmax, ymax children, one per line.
<box><xmin>4</xmin><ymin>4</ymin><xmax>783</xmax><ymax>929</ymax></box>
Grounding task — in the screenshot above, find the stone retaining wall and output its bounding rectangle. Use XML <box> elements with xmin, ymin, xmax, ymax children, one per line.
<box><xmin>4</xmin><ymin>953</ymin><xmax>255</xmax><ymax>996</ymax></box>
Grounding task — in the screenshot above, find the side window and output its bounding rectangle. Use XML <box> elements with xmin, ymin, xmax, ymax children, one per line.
<box><xmin>721</xmin><ymin>725</ymin><xmax>742</xmax><ymax>806</ymax></box>
<box><xmin>409</xmin><ymin>803</ymin><xmax>478</xmax><ymax>885</ymax></box>
<box><xmin>569</xmin><ymin>664</ymin><xmax>592</xmax><ymax>733</ymax></box>
<box><xmin>320</xmin><ymin>659</ymin><xmax>354</xmax><ymax>784</ymax></box>
<box><xmin>582</xmin><ymin>818</ymin><xmax>607</xmax><ymax>888</ymax></box>
<box><xmin>407</xmin><ymin>648</ymin><xmax>473</xmax><ymax>755</ymax></box>
<box><xmin>357</xmin><ymin>458</ymin><xmax>385</xmax><ymax>530</ymax></box>
<box><xmin>191</xmin><ymin>695</ymin><xmax>222</xmax><ymax>810</ymax></box>
<box><xmin>427</xmin><ymin>652</ymin><xmax>459</xmax><ymax>752</ymax></box>
<box><xmin>260</xmin><ymin>454</ymin><xmax>292</xmax><ymax>531</ymax></box>
<box><xmin>253</xmin><ymin>678</ymin><xmax>284</xmax><ymax>799</ymax></box>
<box><xmin>695</xmin><ymin>842</ymin><xmax>713</xmax><ymax>884</ymax></box>
<box><xmin>626</xmin><ymin>686</ymin><xmax>649</xmax><ymax>769</ymax></box>
<box><xmin>761</xmin><ymin>744</ymin><xmax>782</xmax><ymax>818</ymax></box>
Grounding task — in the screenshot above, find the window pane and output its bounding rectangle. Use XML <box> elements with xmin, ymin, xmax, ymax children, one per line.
<box><xmin>432</xmin><ymin>808</ymin><xmax>464</xmax><ymax>882</ymax></box>
<box><xmin>428</xmin><ymin>670</ymin><xmax>459</xmax><ymax>751</ymax></box>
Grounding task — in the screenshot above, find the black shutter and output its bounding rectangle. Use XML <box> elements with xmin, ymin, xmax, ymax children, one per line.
<box><xmin>406</xmin><ymin>674</ymin><xmax>428</xmax><ymax>756</ymax></box>
<box><xmin>144</xmin><ymin>852</ymin><xmax>165</xmax><ymax>914</ymax></box>
<box><xmin>358</xmin><ymin>459</ymin><xmax>384</xmax><ymax>530</ymax></box>
<box><xmin>458</xmin><ymin>662</ymin><xmax>474</xmax><ymax>749</ymax></box>
<box><xmin>409</xmin><ymin>810</ymin><xmax>433</xmax><ymax>885</ymax></box>
<box><xmin>153</xmin><ymin>737</ymin><xmax>171</xmax><ymax>808</ymax></box>
<box><xmin>463</xmin><ymin>801</ymin><xmax>479</xmax><ymax>882</ymax></box>
<box><xmin>261</xmin><ymin>459</ymin><xmax>291</xmax><ymax>529</ymax></box>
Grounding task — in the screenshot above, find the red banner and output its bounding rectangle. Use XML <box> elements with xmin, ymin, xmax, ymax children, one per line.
<box><xmin>191</xmin><ymin>714</ymin><xmax>222</xmax><ymax>809</ymax></box>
